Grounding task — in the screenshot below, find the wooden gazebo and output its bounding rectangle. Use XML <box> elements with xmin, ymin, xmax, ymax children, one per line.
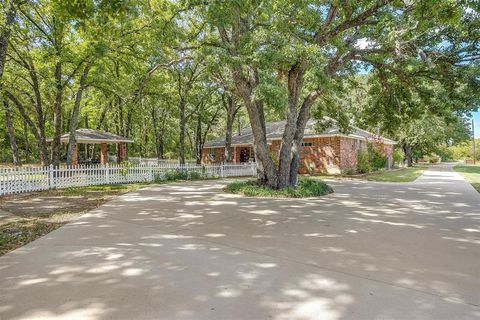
<box><xmin>47</xmin><ymin>129</ymin><xmax>134</xmax><ymax>165</ymax></box>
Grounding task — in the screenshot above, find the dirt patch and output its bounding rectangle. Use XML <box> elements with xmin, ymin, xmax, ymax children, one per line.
<box><xmin>1</xmin><ymin>189</ymin><xmax>125</xmax><ymax>219</ymax></box>
<box><xmin>0</xmin><ymin>184</ymin><xmax>146</xmax><ymax>255</ymax></box>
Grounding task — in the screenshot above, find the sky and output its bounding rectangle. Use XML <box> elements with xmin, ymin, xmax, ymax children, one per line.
<box><xmin>473</xmin><ymin>111</ymin><xmax>480</xmax><ymax>138</ymax></box>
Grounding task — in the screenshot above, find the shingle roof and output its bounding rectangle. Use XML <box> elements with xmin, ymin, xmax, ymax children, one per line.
<box><xmin>47</xmin><ymin>129</ymin><xmax>134</xmax><ymax>144</ymax></box>
<box><xmin>205</xmin><ymin>117</ymin><xmax>396</xmax><ymax>147</ymax></box>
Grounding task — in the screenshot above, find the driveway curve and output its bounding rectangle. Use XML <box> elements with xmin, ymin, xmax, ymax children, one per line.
<box><xmin>1</xmin><ymin>163</ymin><xmax>479</xmax><ymax>320</ymax></box>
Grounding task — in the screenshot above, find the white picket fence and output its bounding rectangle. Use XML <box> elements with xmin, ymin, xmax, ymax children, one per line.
<box><xmin>107</xmin><ymin>156</ymin><xmax>198</xmax><ymax>166</ymax></box>
<box><xmin>0</xmin><ymin>163</ymin><xmax>256</xmax><ymax>196</ymax></box>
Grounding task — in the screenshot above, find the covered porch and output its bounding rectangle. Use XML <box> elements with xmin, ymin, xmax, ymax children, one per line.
<box><xmin>233</xmin><ymin>144</ymin><xmax>255</xmax><ymax>163</ymax></box>
<box><xmin>47</xmin><ymin>129</ymin><xmax>133</xmax><ymax>165</ymax></box>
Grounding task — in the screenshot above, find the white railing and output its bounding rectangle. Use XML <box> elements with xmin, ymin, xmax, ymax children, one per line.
<box><xmin>107</xmin><ymin>156</ymin><xmax>198</xmax><ymax>165</ymax></box>
<box><xmin>0</xmin><ymin>163</ymin><xmax>256</xmax><ymax>196</ymax></box>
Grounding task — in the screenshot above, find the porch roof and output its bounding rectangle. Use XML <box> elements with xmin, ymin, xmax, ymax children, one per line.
<box><xmin>46</xmin><ymin>129</ymin><xmax>134</xmax><ymax>144</ymax></box>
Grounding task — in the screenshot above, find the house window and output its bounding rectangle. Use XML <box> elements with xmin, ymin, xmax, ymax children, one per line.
<box><xmin>209</xmin><ymin>148</ymin><xmax>215</xmax><ymax>161</ymax></box>
<box><xmin>301</xmin><ymin>141</ymin><xmax>313</xmax><ymax>147</ymax></box>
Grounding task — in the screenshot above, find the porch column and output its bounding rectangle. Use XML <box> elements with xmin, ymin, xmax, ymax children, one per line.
<box><xmin>100</xmin><ymin>143</ymin><xmax>107</xmax><ymax>165</ymax></box>
<box><xmin>72</xmin><ymin>143</ymin><xmax>79</xmax><ymax>166</ymax></box>
<box><xmin>233</xmin><ymin>146</ymin><xmax>237</xmax><ymax>163</ymax></box>
<box><xmin>117</xmin><ymin>142</ymin><xmax>127</xmax><ymax>164</ymax></box>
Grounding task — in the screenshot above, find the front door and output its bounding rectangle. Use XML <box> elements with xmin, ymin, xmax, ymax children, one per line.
<box><xmin>239</xmin><ymin>147</ymin><xmax>250</xmax><ymax>162</ymax></box>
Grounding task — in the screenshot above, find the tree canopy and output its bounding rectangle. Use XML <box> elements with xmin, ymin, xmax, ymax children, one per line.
<box><xmin>0</xmin><ymin>0</ymin><xmax>478</xmax><ymax>187</ymax></box>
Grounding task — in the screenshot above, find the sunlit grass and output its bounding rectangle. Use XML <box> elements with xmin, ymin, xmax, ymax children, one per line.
<box><xmin>225</xmin><ymin>177</ymin><xmax>333</xmax><ymax>198</ymax></box>
<box><xmin>365</xmin><ymin>165</ymin><xmax>428</xmax><ymax>182</ymax></box>
<box><xmin>454</xmin><ymin>164</ymin><xmax>480</xmax><ymax>192</ymax></box>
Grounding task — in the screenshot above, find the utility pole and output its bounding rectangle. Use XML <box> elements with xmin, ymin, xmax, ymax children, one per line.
<box><xmin>473</xmin><ymin>118</ymin><xmax>476</xmax><ymax>165</ymax></box>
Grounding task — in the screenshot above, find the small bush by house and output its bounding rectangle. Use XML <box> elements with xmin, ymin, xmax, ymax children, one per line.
<box><xmin>357</xmin><ymin>149</ymin><xmax>372</xmax><ymax>173</ymax></box>
<box><xmin>357</xmin><ymin>143</ymin><xmax>388</xmax><ymax>173</ymax></box>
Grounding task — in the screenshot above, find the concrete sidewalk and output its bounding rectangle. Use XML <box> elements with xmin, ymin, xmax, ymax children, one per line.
<box><xmin>1</xmin><ymin>164</ymin><xmax>479</xmax><ymax>319</ymax></box>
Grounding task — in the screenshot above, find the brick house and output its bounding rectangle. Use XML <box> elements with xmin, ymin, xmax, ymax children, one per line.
<box><xmin>202</xmin><ymin>118</ymin><xmax>396</xmax><ymax>174</ymax></box>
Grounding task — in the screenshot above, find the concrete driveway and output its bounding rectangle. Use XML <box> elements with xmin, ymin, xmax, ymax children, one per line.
<box><xmin>1</xmin><ymin>163</ymin><xmax>479</xmax><ymax>320</ymax></box>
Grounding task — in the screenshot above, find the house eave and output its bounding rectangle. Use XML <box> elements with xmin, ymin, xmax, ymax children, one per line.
<box><xmin>205</xmin><ymin>133</ymin><xmax>396</xmax><ymax>148</ymax></box>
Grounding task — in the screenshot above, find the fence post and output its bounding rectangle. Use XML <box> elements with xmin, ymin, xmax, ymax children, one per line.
<box><xmin>0</xmin><ymin>169</ymin><xmax>4</xmax><ymax>196</ymax></box>
<box><xmin>251</xmin><ymin>162</ymin><xmax>256</xmax><ymax>176</ymax></box>
<box><xmin>220</xmin><ymin>164</ymin><xmax>224</xmax><ymax>178</ymax></box>
<box><xmin>105</xmin><ymin>163</ymin><xmax>110</xmax><ymax>184</ymax></box>
<box><xmin>48</xmin><ymin>164</ymin><xmax>54</xmax><ymax>189</ymax></box>
<box><xmin>149</xmin><ymin>164</ymin><xmax>153</xmax><ymax>182</ymax></box>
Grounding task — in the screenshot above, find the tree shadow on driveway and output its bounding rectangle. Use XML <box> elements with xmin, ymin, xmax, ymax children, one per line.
<box><xmin>1</xmin><ymin>178</ymin><xmax>479</xmax><ymax>319</ymax></box>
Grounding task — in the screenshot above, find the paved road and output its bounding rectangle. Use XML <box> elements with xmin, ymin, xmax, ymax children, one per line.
<box><xmin>1</xmin><ymin>163</ymin><xmax>479</xmax><ymax>320</ymax></box>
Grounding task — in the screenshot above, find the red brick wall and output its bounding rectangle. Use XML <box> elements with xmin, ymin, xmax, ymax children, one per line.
<box><xmin>203</xmin><ymin>137</ymin><xmax>343</xmax><ymax>174</ymax></box>
<box><xmin>202</xmin><ymin>138</ymin><xmax>395</xmax><ymax>173</ymax></box>
<box><xmin>340</xmin><ymin>138</ymin><xmax>359</xmax><ymax>171</ymax></box>
<box><xmin>297</xmin><ymin>137</ymin><xmax>341</xmax><ymax>174</ymax></box>
<box><xmin>202</xmin><ymin>147</ymin><xmax>225</xmax><ymax>164</ymax></box>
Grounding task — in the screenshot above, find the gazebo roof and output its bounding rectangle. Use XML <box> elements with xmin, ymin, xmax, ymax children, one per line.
<box><xmin>47</xmin><ymin>129</ymin><xmax>134</xmax><ymax>144</ymax></box>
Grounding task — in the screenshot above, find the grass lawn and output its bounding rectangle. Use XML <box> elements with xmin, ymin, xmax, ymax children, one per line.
<box><xmin>454</xmin><ymin>164</ymin><xmax>480</xmax><ymax>192</ymax></box>
<box><xmin>225</xmin><ymin>177</ymin><xmax>333</xmax><ymax>198</ymax></box>
<box><xmin>365</xmin><ymin>165</ymin><xmax>428</xmax><ymax>182</ymax></box>
<box><xmin>0</xmin><ymin>183</ymin><xmax>147</xmax><ymax>255</ymax></box>
<box><xmin>314</xmin><ymin>165</ymin><xmax>428</xmax><ymax>182</ymax></box>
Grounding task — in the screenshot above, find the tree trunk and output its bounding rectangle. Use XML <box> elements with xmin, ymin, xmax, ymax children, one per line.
<box><xmin>225</xmin><ymin>112</ymin><xmax>234</xmax><ymax>162</ymax></box>
<box><xmin>23</xmin><ymin>119</ymin><xmax>30</xmax><ymax>163</ymax></box>
<box><xmin>277</xmin><ymin>61</ymin><xmax>306</xmax><ymax>188</ymax></box>
<box><xmin>157</xmin><ymin>133</ymin><xmax>164</xmax><ymax>160</ymax></box>
<box><xmin>223</xmin><ymin>94</ymin><xmax>239</xmax><ymax>163</ymax></box>
<box><xmin>178</xmin><ymin>97</ymin><xmax>186</xmax><ymax>164</ymax></box>
<box><xmin>25</xmin><ymin>58</ymin><xmax>49</xmax><ymax>165</ymax></box>
<box><xmin>0</xmin><ymin>0</ymin><xmax>18</xmax><ymax>84</ymax></box>
<box><xmin>194</xmin><ymin>116</ymin><xmax>205</xmax><ymax>165</ymax></box>
<box><xmin>67</xmin><ymin>64</ymin><xmax>90</xmax><ymax>165</ymax></box>
<box><xmin>51</xmin><ymin>61</ymin><xmax>63</xmax><ymax>166</ymax></box>
<box><xmin>245</xmin><ymin>99</ymin><xmax>278</xmax><ymax>187</ymax></box>
<box><xmin>150</xmin><ymin>105</ymin><xmax>165</xmax><ymax>160</ymax></box>
<box><xmin>0</xmin><ymin>0</ymin><xmax>20</xmax><ymax>166</ymax></box>
<box><xmin>5</xmin><ymin>90</ymin><xmax>49</xmax><ymax>165</ymax></box>
<box><xmin>403</xmin><ymin>143</ymin><xmax>413</xmax><ymax>167</ymax></box>
<box><xmin>289</xmin><ymin>91</ymin><xmax>321</xmax><ymax>185</ymax></box>
<box><xmin>3</xmin><ymin>99</ymin><xmax>20</xmax><ymax>165</ymax></box>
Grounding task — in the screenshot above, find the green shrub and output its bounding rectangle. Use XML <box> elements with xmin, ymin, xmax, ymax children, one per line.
<box><xmin>153</xmin><ymin>168</ymin><xmax>211</xmax><ymax>183</ymax></box>
<box><xmin>393</xmin><ymin>149</ymin><xmax>404</xmax><ymax>166</ymax></box>
<box><xmin>341</xmin><ymin>168</ymin><xmax>357</xmax><ymax>175</ymax></box>
<box><xmin>224</xmin><ymin>177</ymin><xmax>333</xmax><ymax>198</ymax></box>
<box><xmin>153</xmin><ymin>172</ymin><xmax>166</xmax><ymax>183</ymax></box>
<box><xmin>188</xmin><ymin>171</ymin><xmax>201</xmax><ymax>180</ymax></box>
<box><xmin>428</xmin><ymin>154</ymin><xmax>441</xmax><ymax>163</ymax></box>
<box><xmin>436</xmin><ymin>147</ymin><xmax>453</xmax><ymax>161</ymax></box>
<box><xmin>368</xmin><ymin>144</ymin><xmax>387</xmax><ymax>170</ymax></box>
<box><xmin>357</xmin><ymin>143</ymin><xmax>388</xmax><ymax>173</ymax></box>
<box><xmin>120</xmin><ymin>161</ymin><xmax>133</xmax><ymax>176</ymax></box>
<box><xmin>357</xmin><ymin>149</ymin><xmax>371</xmax><ymax>173</ymax></box>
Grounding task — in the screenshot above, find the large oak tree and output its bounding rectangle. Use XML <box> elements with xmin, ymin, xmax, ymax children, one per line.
<box><xmin>191</xmin><ymin>0</ymin><xmax>476</xmax><ymax>188</ymax></box>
